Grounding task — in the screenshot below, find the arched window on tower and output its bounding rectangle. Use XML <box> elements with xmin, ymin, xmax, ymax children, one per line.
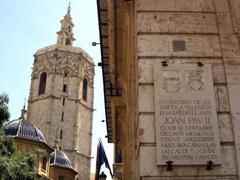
<box><xmin>64</xmin><ymin>70</ymin><xmax>69</xmax><ymax>77</ymax></box>
<box><xmin>82</xmin><ymin>78</ymin><xmax>88</xmax><ymax>101</ymax></box>
<box><xmin>38</xmin><ymin>72</ymin><xmax>47</xmax><ymax>95</ymax></box>
<box><xmin>65</xmin><ymin>38</ymin><xmax>71</xmax><ymax>45</ymax></box>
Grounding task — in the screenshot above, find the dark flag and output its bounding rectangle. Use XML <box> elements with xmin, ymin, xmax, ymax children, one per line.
<box><xmin>95</xmin><ymin>139</ymin><xmax>113</xmax><ymax>180</ymax></box>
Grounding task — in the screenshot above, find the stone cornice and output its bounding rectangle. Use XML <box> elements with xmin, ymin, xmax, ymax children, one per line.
<box><xmin>29</xmin><ymin>95</ymin><xmax>94</xmax><ymax>112</ymax></box>
<box><xmin>63</xmin><ymin>149</ymin><xmax>92</xmax><ymax>159</ymax></box>
<box><xmin>34</xmin><ymin>44</ymin><xmax>93</xmax><ymax>64</ymax></box>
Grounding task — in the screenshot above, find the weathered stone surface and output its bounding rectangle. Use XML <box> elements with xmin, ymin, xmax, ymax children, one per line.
<box><xmin>228</xmin><ymin>85</ymin><xmax>240</xmax><ymax>112</ymax></box>
<box><xmin>214</xmin><ymin>0</ymin><xmax>230</xmax><ymax>13</ymax></box>
<box><xmin>138</xmin><ymin>59</ymin><xmax>226</xmax><ymax>84</ymax></box>
<box><xmin>218</xmin><ymin>114</ymin><xmax>234</xmax><ymax>142</ymax></box>
<box><xmin>101</xmin><ymin>37</ymin><xmax>109</xmax><ymax>48</ymax></box>
<box><xmin>137</xmin><ymin>0</ymin><xmax>215</xmax><ymax>12</ymax></box>
<box><xmin>221</xmin><ymin>34</ymin><xmax>240</xmax><ymax>52</ymax></box>
<box><xmin>138</xmin><ymin>59</ymin><xmax>155</xmax><ymax>83</ymax></box>
<box><xmin>100</xmin><ymin>11</ymin><xmax>108</xmax><ymax>24</ymax></box>
<box><xmin>138</xmin><ymin>35</ymin><xmax>222</xmax><ymax>57</ymax></box>
<box><xmin>231</xmin><ymin>113</ymin><xmax>240</xmax><ymax>177</ymax></box>
<box><xmin>99</xmin><ymin>0</ymin><xmax>108</xmax><ymax>10</ymax></box>
<box><xmin>139</xmin><ymin>145</ymin><xmax>237</xmax><ymax>176</ymax></box>
<box><xmin>215</xmin><ymin>85</ymin><xmax>230</xmax><ymax>112</ymax></box>
<box><xmin>137</xmin><ymin>13</ymin><xmax>218</xmax><ymax>34</ymax></box>
<box><xmin>139</xmin><ymin>85</ymin><xmax>154</xmax><ymax>112</ymax></box>
<box><xmin>225</xmin><ymin>65</ymin><xmax>240</xmax><ymax>84</ymax></box>
<box><xmin>101</xmin><ymin>25</ymin><xmax>108</xmax><ymax>36</ymax></box>
<box><xmin>215</xmin><ymin>0</ymin><xmax>240</xmax><ymax>177</ymax></box>
<box><xmin>211</xmin><ymin>63</ymin><xmax>227</xmax><ymax>83</ymax></box>
<box><xmin>154</xmin><ymin>64</ymin><xmax>221</xmax><ymax>165</ymax></box>
<box><xmin>139</xmin><ymin>114</ymin><xmax>155</xmax><ymax>143</ymax></box>
<box><xmin>229</xmin><ymin>0</ymin><xmax>240</xmax><ymax>33</ymax></box>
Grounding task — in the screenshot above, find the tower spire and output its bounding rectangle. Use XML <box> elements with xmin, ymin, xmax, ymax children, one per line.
<box><xmin>20</xmin><ymin>98</ymin><xmax>27</xmax><ymax>120</ymax></box>
<box><xmin>57</xmin><ymin>1</ymin><xmax>75</xmax><ymax>46</ymax></box>
<box><xmin>67</xmin><ymin>1</ymin><xmax>71</xmax><ymax>15</ymax></box>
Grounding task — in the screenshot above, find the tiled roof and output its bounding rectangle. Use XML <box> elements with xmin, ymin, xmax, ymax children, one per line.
<box><xmin>4</xmin><ymin>119</ymin><xmax>46</xmax><ymax>143</ymax></box>
<box><xmin>50</xmin><ymin>148</ymin><xmax>74</xmax><ymax>170</ymax></box>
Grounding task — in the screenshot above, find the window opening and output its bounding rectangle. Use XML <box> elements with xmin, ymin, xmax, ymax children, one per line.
<box><xmin>63</xmin><ymin>84</ymin><xmax>67</xmax><ymax>93</ymax></box>
<box><xmin>65</xmin><ymin>38</ymin><xmax>71</xmax><ymax>45</ymax></box>
<box><xmin>38</xmin><ymin>72</ymin><xmax>47</xmax><ymax>95</ymax></box>
<box><xmin>41</xmin><ymin>157</ymin><xmax>47</xmax><ymax>171</ymax></box>
<box><xmin>82</xmin><ymin>78</ymin><xmax>88</xmax><ymax>101</ymax></box>
<box><xmin>64</xmin><ymin>70</ymin><xmax>68</xmax><ymax>77</ymax></box>
<box><xmin>61</xmin><ymin>112</ymin><xmax>64</xmax><ymax>122</ymax></box>
<box><xmin>60</xmin><ymin>130</ymin><xmax>63</xmax><ymax>139</ymax></box>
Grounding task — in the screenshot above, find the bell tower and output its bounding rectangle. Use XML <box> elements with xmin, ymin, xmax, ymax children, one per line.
<box><xmin>57</xmin><ymin>4</ymin><xmax>75</xmax><ymax>46</ymax></box>
<box><xmin>27</xmin><ymin>4</ymin><xmax>94</xmax><ymax>180</ymax></box>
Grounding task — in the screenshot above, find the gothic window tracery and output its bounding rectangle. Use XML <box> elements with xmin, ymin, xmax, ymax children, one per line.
<box><xmin>38</xmin><ymin>72</ymin><xmax>47</xmax><ymax>95</ymax></box>
<box><xmin>82</xmin><ymin>78</ymin><xmax>88</xmax><ymax>101</ymax></box>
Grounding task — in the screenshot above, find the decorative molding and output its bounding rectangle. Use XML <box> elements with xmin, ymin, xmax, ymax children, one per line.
<box><xmin>32</xmin><ymin>51</ymin><xmax>94</xmax><ymax>84</ymax></box>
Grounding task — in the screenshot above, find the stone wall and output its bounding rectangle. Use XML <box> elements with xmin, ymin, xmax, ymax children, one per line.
<box><xmin>137</xmin><ymin>0</ymin><xmax>240</xmax><ymax>179</ymax></box>
<box><xmin>65</xmin><ymin>150</ymin><xmax>91</xmax><ymax>180</ymax></box>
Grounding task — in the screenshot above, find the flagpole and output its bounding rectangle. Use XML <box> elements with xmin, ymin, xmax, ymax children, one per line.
<box><xmin>95</xmin><ymin>138</ymin><xmax>113</xmax><ymax>179</ymax></box>
<box><xmin>95</xmin><ymin>143</ymin><xmax>100</xmax><ymax>180</ymax></box>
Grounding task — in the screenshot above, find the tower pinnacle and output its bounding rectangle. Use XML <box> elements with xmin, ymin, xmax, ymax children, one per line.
<box><xmin>57</xmin><ymin>2</ymin><xmax>75</xmax><ymax>46</ymax></box>
<box><xmin>67</xmin><ymin>1</ymin><xmax>71</xmax><ymax>15</ymax></box>
<box><xmin>20</xmin><ymin>99</ymin><xmax>27</xmax><ymax>120</ymax></box>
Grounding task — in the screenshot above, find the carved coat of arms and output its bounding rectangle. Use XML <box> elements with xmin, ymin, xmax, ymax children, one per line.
<box><xmin>187</xmin><ymin>70</ymin><xmax>204</xmax><ymax>91</ymax></box>
<box><xmin>163</xmin><ymin>76</ymin><xmax>181</xmax><ymax>92</ymax></box>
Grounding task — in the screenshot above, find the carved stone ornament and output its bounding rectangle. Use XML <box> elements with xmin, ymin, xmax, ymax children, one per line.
<box><xmin>32</xmin><ymin>51</ymin><xmax>94</xmax><ymax>85</ymax></box>
<box><xmin>154</xmin><ymin>64</ymin><xmax>222</xmax><ymax>165</ymax></box>
<box><xmin>162</xmin><ymin>71</ymin><xmax>181</xmax><ymax>92</ymax></box>
<box><xmin>187</xmin><ymin>70</ymin><xmax>204</xmax><ymax>91</ymax></box>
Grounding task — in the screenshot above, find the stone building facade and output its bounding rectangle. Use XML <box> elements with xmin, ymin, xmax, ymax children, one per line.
<box><xmin>27</xmin><ymin>6</ymin><xmax>94</xmax><ymax>180</ymax></box>
<box><xmin>97</xmin><ymin>0</ymin><xmax>240</xmax><ymax>179</ymax></box>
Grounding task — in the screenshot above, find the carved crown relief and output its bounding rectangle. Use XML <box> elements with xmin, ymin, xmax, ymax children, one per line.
<box><xmin>186</xmin><ymin>70</ymin><xmax>205</xmax><ymax>92</ymax></box>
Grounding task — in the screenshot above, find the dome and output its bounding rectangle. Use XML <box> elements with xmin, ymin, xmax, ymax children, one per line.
<box><xmin>50</xmin><ymin>148</ymin><xmax>74</xmax><ymax>170</ymax></box>
<box><xmin>4</xmin><ymin>118</ymin><xmax>46</xmax><ymax>143</ymax></box>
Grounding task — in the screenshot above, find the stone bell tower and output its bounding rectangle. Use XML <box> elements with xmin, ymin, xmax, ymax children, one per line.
<box><xmin>27</xmin><ymin>4</ymin><xmax>94</xmax><ymax>180</ymax></box>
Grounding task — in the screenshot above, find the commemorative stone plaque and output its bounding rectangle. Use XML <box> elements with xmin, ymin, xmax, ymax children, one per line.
<box><xmin>154</xmin><ymin>64</ymin><xmax>222</xmax><ymax>165</ymax></box>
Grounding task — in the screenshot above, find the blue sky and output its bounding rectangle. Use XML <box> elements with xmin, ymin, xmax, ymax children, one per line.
<box><xmin>0</xmin><ymin>0</ymin><xmax>112</xmax><ymax>178</ymax></box>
